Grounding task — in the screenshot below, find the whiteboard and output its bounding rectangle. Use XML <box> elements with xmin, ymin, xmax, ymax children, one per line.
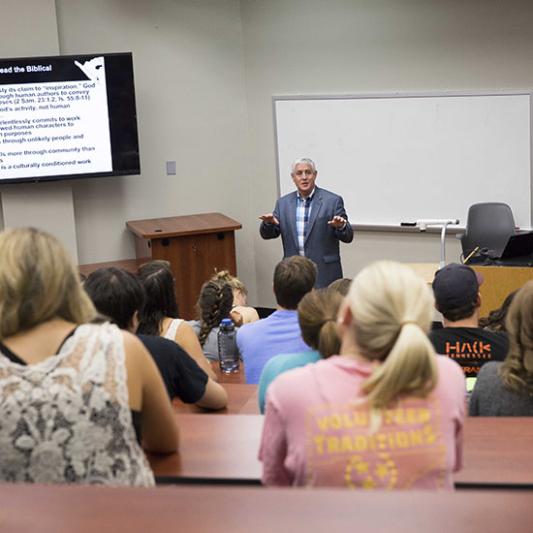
<box><xmin>274</xmin><ymin>93</ymin><xmax>532</xmax><ymax>228</ymax></box>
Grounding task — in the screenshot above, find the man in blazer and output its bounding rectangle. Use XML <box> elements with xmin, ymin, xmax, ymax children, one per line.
<box><xmin>260</xmin><ymin>158</ymin><xmax>353</xmax><ymax>288</ymax></box>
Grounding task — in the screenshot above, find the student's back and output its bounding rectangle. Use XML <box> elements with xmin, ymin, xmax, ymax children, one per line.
<box><xmin>470</xmin><ymin>281</ymin><xmax>533</xmax><ymax>416</ymax></box>
<box><xmin>0</xmin><ymin>228</ymin><xmax>178</xmax><ymax>485</ymax></box>
<box><xmin>0</xmin><ymin>322</ymin><xmax>156</xmax><ymax>485</ymax></box>
<box><xmin>429</xmin><ymin>327</ymin><xmax>508</xmax><ymax>377</ymax></box>
<box><xmin>238</xmin><ymin>310</ymin><xmax>310</xmax><ymax>384</ymax></box>
<box><xmin>258</xmin><ymin>287</ymin><xmax>343</xmax><ymax>413</ymax></box>
<box><xmin>138</xmin><ymin>334</ymin><xmax>208</xmax><ymax>402</ymax></box>
<box><xmin>260</xmin><ymin>261</ymin><xmax>466</xmax><ymax>489</ymax></box>
<box><xmin>238</xmin><ymin>256</ymin><xmax>316</xmax><ymax>384</ymax></box>
<box><xmin>262</xmin><ymin>355</ymin><xmax>464</xmax><ymax>488</ymax></box>
<box><xmin>469</xmin><ymin>362</ymin><xmax>533</xmax><ymax>416</ymax></box>
<box><xmin>430</xmin><ymin>263</ymin><xmax>508</xmax><ymax>378</ymax></box>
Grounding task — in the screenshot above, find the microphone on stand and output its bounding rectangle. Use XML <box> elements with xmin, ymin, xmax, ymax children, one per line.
<box><xmin>414</xmin><ymin>219</ymin><xmax>460</xmax><ymax>268</ymax></box>
<box><xmin>415</xmin><ymin>219</ymin><xmax>460</xmax><ymax>232</ymax></box>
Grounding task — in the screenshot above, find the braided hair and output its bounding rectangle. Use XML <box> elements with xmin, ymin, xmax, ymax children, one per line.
<box><xmin>197</xmin><ymin>279</ymin><xmax>233</xmax><ymax>347</ymax></box>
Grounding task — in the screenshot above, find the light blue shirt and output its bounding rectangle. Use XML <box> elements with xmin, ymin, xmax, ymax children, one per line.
<box><xmin>258</xmin><ymin>349</ymin><xmax>320</xmax><ymax>413</ymax></box>
<box><xmin>236</xmin><ymin>309</ymin><xmax>310</xmax><ymax>384</ymax></box>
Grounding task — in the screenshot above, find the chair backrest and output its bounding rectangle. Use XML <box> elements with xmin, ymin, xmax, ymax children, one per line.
<box><xmin>461</xmin><ymin>202</ymin><xmax>516</xmax><ymax>257</ymax></box>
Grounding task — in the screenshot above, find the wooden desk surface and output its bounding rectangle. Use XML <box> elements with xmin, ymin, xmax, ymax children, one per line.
<box><xmin>456</xmin><ymin>417</ymin><xmax>533</xmax><ymax>487</ymax></box>
<box><xmin>173</xmin><ymin>384</ymin><xmax>259</xmax><ymax>415</ymax></box>
<box><xmin>149</xmin><ymin>415</ymin><xmax>533</xmax><ymax>488</ymax></box>
<box><xmin>1</xmin><ymin>484</ymin><xmax>532</xmax><ymax>533</ymax></box>
<box><xmin>148</xmin><ymin>414</ymin><xmax>262</xmax><ymax>483</ymax></box>
<box><xmin>210</xmin><ymin>360</ymin><xmax>246</xmax><ymax>384</ymax></box>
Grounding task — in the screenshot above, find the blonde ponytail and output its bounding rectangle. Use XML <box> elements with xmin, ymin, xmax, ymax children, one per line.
<box><xmin>348</xmin><ymin>261</ymin><xmax>438</xmax><ymax>410</ymax></box>
<box><xmin>362</xmin><ymin>322</ymin><xmax>437</xmax><ymax>409</ymax></box>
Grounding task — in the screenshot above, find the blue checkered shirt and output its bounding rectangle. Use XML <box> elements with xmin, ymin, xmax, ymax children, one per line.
<box><xmin>296</xmin><ymin>189</ymin><xmax>315</xmax><ymax>256</ymax></box>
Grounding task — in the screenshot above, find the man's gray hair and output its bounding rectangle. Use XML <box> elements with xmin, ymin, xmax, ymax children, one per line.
<box><xmin>291</xmin><ymin>158</ymin><xmax>317</xmax><ymax>173</ymax></box>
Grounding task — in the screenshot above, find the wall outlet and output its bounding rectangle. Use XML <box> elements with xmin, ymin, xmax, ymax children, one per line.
<box><xmin>166</xmin><ymin>161</ymin><xmax>176</xmax><ymax>175</ymax></box>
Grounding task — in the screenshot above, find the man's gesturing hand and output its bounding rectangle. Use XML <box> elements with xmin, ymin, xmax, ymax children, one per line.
<box><xmin>327</xmin><ymin>216</ymin><xmax>347</xmax><ymax>229</ymax></box>
<box><xmin>259</xmin><ymin>213</ymin><xmax>280</xmax><ymax>225</ymax></box>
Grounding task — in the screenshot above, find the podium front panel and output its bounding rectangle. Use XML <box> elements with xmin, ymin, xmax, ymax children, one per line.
<box><xmin>151</xmin><ymin>231</ymin><xmax>237</xmax><ymax>319</ymax></box>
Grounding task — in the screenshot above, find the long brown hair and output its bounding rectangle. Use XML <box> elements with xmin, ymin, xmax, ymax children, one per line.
<box><xmin>136</xmin><ymin>260</ymin><xmax>179</xmax><ymax>335</ymax></box>
<box><xmin>297</xmin><ymin>288</ymin><xmax>342</xmax><ymax>358</ymax></box>
<box><xmin>479</xmin><ymin>290</ymin><xmax>517</xmax><ymax>333</ymax></box>
<box><xmin>500</xmin><ymin>281</ymin><xmax>533</xmax><ymax>394</ymax></box>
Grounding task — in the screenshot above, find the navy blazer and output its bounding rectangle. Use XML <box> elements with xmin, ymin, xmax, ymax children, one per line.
<box><xmin>260</xmin><ymin>187</ymin><xmax>354</xmax><ymax>288</ymax></box>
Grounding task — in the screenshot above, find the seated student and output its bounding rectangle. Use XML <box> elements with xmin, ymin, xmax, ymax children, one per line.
<box><xmin>84</xmin><ymin>268</ymin><xmax>227</xmax><ymax>410</ymax></box>
<box><xmin>211</xmin><ymin>270</ymin><xmax>260</xmax><ymax>325</ymax></box>
<box><xmin>189</xmin><ymin>278</ymin><xmax>235</xmax><ymax>362</ymax></box>
<box><xmin>0</xmin><ymin>228</ymin><xmax>178</xmax><ymax>485</ymax></box>
<box><xmin>470</xmin><ymin>281</ymin><xmax>533</xmax><ymax>416</ymax></box>
<box><xmin>429</xmin><ymin>263</ymin><xmax>508</xmax><ymax>378</ymax></box>
<box><xmin>258</xmin><ymin>287</ymin><xmax>343</xmax><ymax>413</ymax></box>
<box><xmin>237</xmin><ymin>256</ymin><xmax>316</xmax><ymax>384</ymax></box>
<box><xmin>259</xmin><ymin>261</ymin><xmax>465</xmax><ymax>489</ymax></box>
<box><xmin>136</xmin><ymin>260</ymin><xmax>215</xmax><ymax>379</ymax></box>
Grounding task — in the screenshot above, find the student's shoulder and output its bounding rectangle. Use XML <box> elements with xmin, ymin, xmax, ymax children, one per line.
<box><xmin>263</xmin><ymin>350</ymin><xmax>318</xmax><ymax>378</ymax></box>
<box><xmin>476</xmin><ymin>361</ymin><xmax>502</xmax><ymax>382</ymax></box>
<box><xmin>137</xmin><ymin>333</ymin><xmax>185</xmax><ymax>357</ymax></box>
<box><xmin>238</xmin><ymin>316</ymin><xmax>267</xmax><ymax>337</ymax></box>
<box><xmin>187</xmin><ymin>320</ymin><xmax>201</xmax><ymax>333</ymax></box>
<box><xmin>483</xmin><ymin>329</ymin><xmax>509</xmax><ymax>344</ymax></box>
<box><xmin>429</xmin><ymin>327</ymin><xmax>451</xmax><ymax>341</ymax></box>
<box><xmin>268</xmin><ymin>359</ymin><xmax>316</xmax><ymax>397</ymax></box>
<box><xmin>435</xmin><ymin>354</ymin><xmax>465</xmax><ymax>383</ymax></box>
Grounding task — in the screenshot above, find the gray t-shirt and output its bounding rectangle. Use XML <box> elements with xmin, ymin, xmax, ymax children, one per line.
<box><xmin>469</xmin><ymin>361</ymin><xmax>533</xmax><ymax>416</ymax></box>
<box><xmin>189</xmin><ymin>320</ymin><xmax>220</xmax><ymax>361</ymax></box>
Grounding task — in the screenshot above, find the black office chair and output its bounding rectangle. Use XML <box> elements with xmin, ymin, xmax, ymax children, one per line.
<box><xmin>461</xmin><ymin>202</ymin><xmax>516</xmax><ymax>258</ymax></box>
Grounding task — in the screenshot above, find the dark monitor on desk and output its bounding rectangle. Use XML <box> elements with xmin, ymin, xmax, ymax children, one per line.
<box><xmin>497</xmin><ymin>232</ymin><xmax>533</xmax><ymax>259</ymax></box>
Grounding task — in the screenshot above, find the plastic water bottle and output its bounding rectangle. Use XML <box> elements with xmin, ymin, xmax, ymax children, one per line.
<box><xmin>217</xmin><ymin>318</ymin><xmax>239</xmax><ymax>374</ymax></box>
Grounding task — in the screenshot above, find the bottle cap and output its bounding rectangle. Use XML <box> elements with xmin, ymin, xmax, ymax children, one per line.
<box><xmin>220</xmin><ymin>318</ymin><xmax>234</xmax><ymax>327</ymax></box>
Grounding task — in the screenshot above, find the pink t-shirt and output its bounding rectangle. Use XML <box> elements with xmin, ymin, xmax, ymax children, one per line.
<box><xmin>259</xmin><ymin>355</ymin><xmax>466</xmax><ymax>490</ymax></box>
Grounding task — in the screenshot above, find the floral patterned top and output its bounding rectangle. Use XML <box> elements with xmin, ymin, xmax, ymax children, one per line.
<box><xmin>0</xmin><ymin>323</ymin><xmax>155</xmax><ymax>486</ymax></box>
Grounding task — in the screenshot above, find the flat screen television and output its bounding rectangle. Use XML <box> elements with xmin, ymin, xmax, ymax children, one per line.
<box><xmin>0</xmin><ymin>52</ymin><xmax>140</xmax><ymax>184</ymax></box>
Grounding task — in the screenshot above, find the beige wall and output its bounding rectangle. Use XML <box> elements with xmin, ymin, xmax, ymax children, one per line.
<box><xmin>2</xmin><ymin>1</ymin><xmax>533</xmax><ymax>306</ymax></box>
<box><xmin>240</xmin><ymin>0</ymin><xmax>533</xmax><ymax>305</ymax></box>
<box><xmin>0</xmin><ymin>0</ymin><xmax>58</xmax><ymax>57</ymax></box>
<box><xmin>53</xmin><ymin>0</ymin><xmax>258</xmax><ymax>302</ymax></box>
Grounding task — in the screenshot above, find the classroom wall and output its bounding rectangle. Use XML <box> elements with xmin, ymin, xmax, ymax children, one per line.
<box><xmin>53</xmin><ymin>0</ymin><xmax>258</xmax><ymax>303</ymax></box>
<box><xmin>0</xmin><ymin>0</ymin><xmax>61</xmax><ymax>235</ymax></box>
<box><xmin>240</xmin><ymin>0</ymin><xmax>533</xmax><ymax>305</ymax></box>
<box><xmin>0</xmin><ymin>0</ymin><xmax>59</xmax><ymax>58</ymax></box>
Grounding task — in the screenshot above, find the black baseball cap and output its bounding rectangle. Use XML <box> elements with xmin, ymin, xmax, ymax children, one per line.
<box><xmin>432</xmin><ymin>263</ymin><xmax>483</xmax><ymax>312</ymax></box>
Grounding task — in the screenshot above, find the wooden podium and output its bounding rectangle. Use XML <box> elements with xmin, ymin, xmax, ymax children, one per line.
<box><xmin>126</xmin><ymin>213</ymin><xmax>242</xmax><ymax>319</ymax></box>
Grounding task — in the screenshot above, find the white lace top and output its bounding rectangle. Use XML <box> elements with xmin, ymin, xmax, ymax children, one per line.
<box><xmin>0</xmin><ymin>323</ymin><xmax>155</xmax><ymax>486</ymax></box>
<box><xmin>163</xmin><ymin>318</ymin><xmax>183</xmax><ymax>341</ymax></box>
